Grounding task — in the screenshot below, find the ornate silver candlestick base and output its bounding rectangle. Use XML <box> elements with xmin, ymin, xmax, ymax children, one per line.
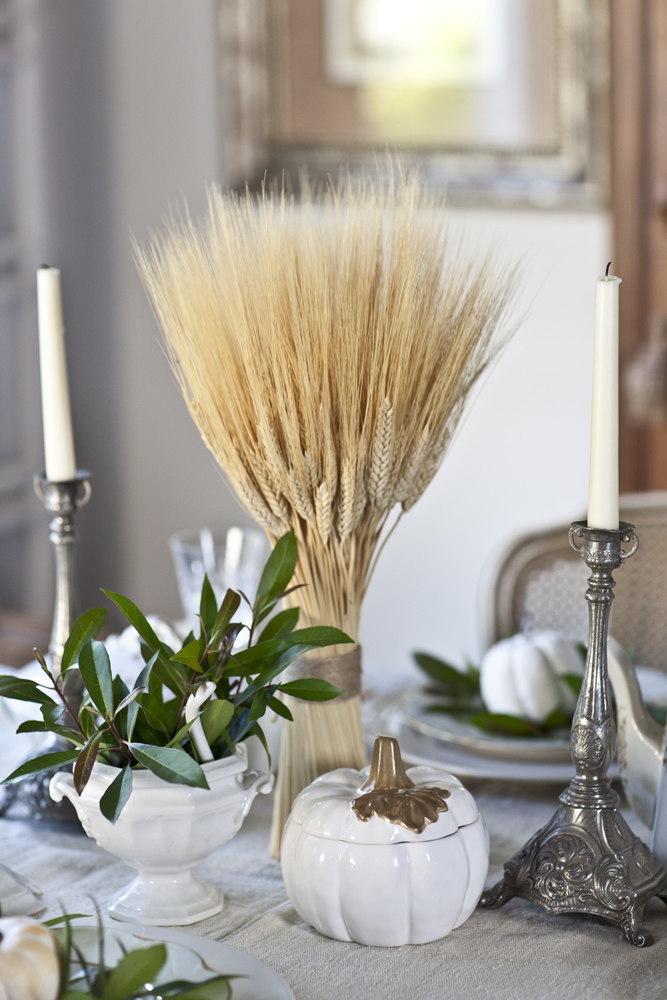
<box><xmin>0</xmin><ymin>472</ymin><xmax>91</xmax><ymax>823</ymax></box>
<box><xmin>480</xmin><ymin>521</ymin><xmax>667</xmax><ymax>946</ymax></box>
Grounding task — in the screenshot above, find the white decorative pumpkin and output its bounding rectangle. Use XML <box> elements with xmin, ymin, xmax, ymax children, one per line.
<box><xmin>281</xmin><ymin>737</ymin><xmax>489</xmax><ymax>946</ymax></box>
<box><xmin>480</xmin><ymin>630</ymin><xmax>585</xmax><ymax>723</ymax></box>
<box><xmin>0</xmin><ymin>918</ymin><xmax>60</xmax><ymax>1000</ymax></box>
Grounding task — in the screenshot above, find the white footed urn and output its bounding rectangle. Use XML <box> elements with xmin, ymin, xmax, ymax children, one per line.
<box><xmin>281</xmin><ymin>736</ymin><xmax>488</xmax><ymax>946</ymax></box>
<box><xmin>50</xmin><ymin>742</ymin><xmax>272</xmax><ymax>926</ymax></box>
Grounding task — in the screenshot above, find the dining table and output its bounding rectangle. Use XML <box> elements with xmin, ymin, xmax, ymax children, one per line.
<box><xmin>1</xmin><ymin>702</ymin><xmax>666</xmax><ymax>1000</ymax></box>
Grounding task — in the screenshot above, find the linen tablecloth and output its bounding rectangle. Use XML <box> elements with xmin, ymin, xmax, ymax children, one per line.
<box><xmin>5</xmin><ymin>755</ymin><xmax>667</xmax><ymax>1000</ymax></box>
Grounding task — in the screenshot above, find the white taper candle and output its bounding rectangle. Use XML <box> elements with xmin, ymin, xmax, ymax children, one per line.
<box><xmin>37</xmin><ymin>266</ymin><xmax>77</xmax><ymax>482</ymax></box>
<box><xmin>587</xmin><ymin>268</ymin><xmax>621</xmax><ymax>529</ymax></box>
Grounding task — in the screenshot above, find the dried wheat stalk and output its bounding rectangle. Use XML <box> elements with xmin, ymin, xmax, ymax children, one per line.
<box><xmin>136</xmin><ymin>168</ymin><xmax>522</xmax><ymax>854</ymax></box>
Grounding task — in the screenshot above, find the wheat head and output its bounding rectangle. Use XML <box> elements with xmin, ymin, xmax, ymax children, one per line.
<box><xmin>136</xmin><ymin>169</ymin><xmax>522</xmax><ymax>650</ymax></box>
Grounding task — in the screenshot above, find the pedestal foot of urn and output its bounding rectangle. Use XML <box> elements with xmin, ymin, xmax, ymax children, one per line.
<box><xmin>109</xmin><ymin>869</ymin><xmax>223</xmax><ymax>926</ymax></box>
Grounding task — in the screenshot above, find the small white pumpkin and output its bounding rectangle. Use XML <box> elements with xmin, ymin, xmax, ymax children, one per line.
<box><xmin>281</xmin><ymin>737</ymin><xmax>489</xmax><ymax>946</ymax></box>
<box><xmin>0</xmin><ymin>918</ymin><xmax>60</xmax><ymax>1000</ymax></box>
<box><xmin>480</xmin><ymin>630</ymin><xmax>585</xmax><ymax>723</ymax></box>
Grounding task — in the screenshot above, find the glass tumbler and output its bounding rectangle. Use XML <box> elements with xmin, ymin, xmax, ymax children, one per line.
<box><xmin>169</xmin><ymin>527</ymin><xmax>268</xmax><ymax>631</ymax></box>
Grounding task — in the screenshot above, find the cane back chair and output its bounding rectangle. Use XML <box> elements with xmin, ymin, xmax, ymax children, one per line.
<box><xmin>485</xmin><ymin>493</ymin><xmax>667</xmax><ymax>672</ymax></box>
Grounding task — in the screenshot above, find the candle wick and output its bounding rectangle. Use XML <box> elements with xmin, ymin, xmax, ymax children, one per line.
<box><xmin>606</xmin><ymin>261</ymin><xmax>612</xmax><ymax>276</ymax></box>
<box><xmin>38</xmin><ymin>263</ymin><xmax>51</xmax><ymax>269</ymax></box>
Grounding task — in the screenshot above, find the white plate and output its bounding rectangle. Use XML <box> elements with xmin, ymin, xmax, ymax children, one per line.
<box><xmin>364</xmin><ymin>690</ymin><xmax>620</xmax><ymax>783</ymax></box>
<box><xmin>400</xmin><ymin>687</ymin><xmax>572</xmax><ymax>763</ymax></box>
<box><xmin>65</xmin><ymin>924</ymin><xmax>293</xmax><ymax>1000</ymax></box>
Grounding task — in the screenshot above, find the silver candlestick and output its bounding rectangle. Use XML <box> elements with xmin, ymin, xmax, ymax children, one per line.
<box><xmin>0</xmin><ymin>471</ymin><xmax>91</xmax><ymax>823</ymax></box>
<box><xmin>480</xmin><ymin>520</ymin><xmax>667</xmax><ymax>946</ymax></box>
<box><xmin>34</xmin><ymin>472</ymin><xmax>92</xmax><ymax>679</ymax></box>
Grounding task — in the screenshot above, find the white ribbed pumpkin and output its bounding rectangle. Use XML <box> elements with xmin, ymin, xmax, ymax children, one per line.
<box><xmin>0</xmin><ymin>918</ymin><xmax>60</xmax><ymax>1000</ymax></box>
<box><xmin>281</xmin><ymin>738</ymin><xmax>489</xmax><ymax>946</ymax></box>
<box><xmin>480</xmin><ymin>630</ymin><xmax>585</xmax><ymax>723</ymax></box>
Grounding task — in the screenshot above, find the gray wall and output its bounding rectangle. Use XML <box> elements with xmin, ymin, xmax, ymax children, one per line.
<box><xmin>25</xmin><ymin>0</ymin><xmax>253</xmax><ymax>625</ymax></box>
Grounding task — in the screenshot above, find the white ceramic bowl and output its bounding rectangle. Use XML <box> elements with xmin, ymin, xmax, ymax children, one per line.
<box><xmin>50</xmin><ymin>743</ymin><xmax>272</xmax><ymax>926</ymax></box>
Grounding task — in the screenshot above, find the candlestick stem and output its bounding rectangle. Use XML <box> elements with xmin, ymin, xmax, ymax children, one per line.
<box><xmin>480</xmin><ymin>521</ymin><xmax>667</xmax><ymax>946</ymax></box>
<box><xmin>0</xmin><ymin>472</ymin><xmax>91</xmax><ymax>823</ymax></box>
<box><xmin>34</xmin><ymin>472</ymin><xmax>91</xmax><ymax>677</ymax></box>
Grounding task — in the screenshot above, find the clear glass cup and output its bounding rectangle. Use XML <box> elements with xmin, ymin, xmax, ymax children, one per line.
<box><xmin>169</xmin><ymin>527</ymin><xmax>268</xmax><ymax>632</ymax></box>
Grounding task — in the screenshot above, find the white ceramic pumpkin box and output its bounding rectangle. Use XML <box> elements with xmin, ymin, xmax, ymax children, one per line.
<box><xmin>281</xmin><ymin>737</ymin><xmax>489</xmax><ymax>946</ymax></box>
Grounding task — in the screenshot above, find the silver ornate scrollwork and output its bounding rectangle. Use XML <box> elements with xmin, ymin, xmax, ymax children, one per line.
<box><xmin>480</xmin><ymin>520</ymin><xmax>667</xmax><ymax>946</ymax></box>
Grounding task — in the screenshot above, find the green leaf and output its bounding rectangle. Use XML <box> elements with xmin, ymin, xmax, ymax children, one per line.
<box><xmin>234</xmin><ymin>644</ymin><xmax>315</xmax><ymax>706</ymax></box>
<box><xmin>255</xmin><ymin>529</ymin><xmax>297</xmax><ymax>609</ymax></box>
<box><xmin>465</xmin><ymin>660</ymin><xmax>481</xmax><ymax>686</ymax></box>
<box><xmin>112</xmin><ymin>674</ymin><xmax>130</xmax><ymax>714</ymax></box>
<box><xmin>200</xmin><ymin>574</ymin><xmax>218</xmax><ymax>632</ymax></box>
<box><xmin>212</xmin><ymin>589</ymin><xmax>242</xmax><ymax>643</ymax></box>
<box><xmin>233</xmin><ymin>638</ymin><xmax>292</xmax><ymax>668</ymax></box>
<box><xmin>102</xmin><ymin>589</ymin><xmax>175</xmax><ymax>658</ymax></box>
<box><xmin>16</xmin><ymin>720</ymin><xmax>84</xmax><ymax>745</ymax></box>
<box><xmin>172</xmin><ymin>640</ymin><xmax>203</xmax><ymax>673</ymax></box>
<box><xmin>470</xmin><ymin>712</ymin><xmax>541</xmax><ymax>737</ymax></box>
<box><xmin>268</xmin><ymin>695</ymin><xmax>293</xmax><ymax>721</ymax></box>
<box><xmin>248</xmin><ymin>722</ymin><xmax>271</xmax><ymax>769</ymax></box>
<box><xmin>0</xmin><ymin>675</ymin><xmax>55</xmax><ymax>705</ymax></box>
<box><xmin>413</xmin><ymin>652</ymin><xmax>480</xmax><ymax>695</ymax></box>
<box><xmin>78</xmin><ymin>640</ymin><xmax>114</xmax><ymax>718</ymax></box>
<box><xmin>61</xmin><ymin>607</ymin><xmax>108</xmax><ymax>672</ymax></box>
<box><xmin>135</xmin><ymin>638</ymin><xmax>184</xmax><ymax>698</ymax></box>
<box><xmin>42</xmin><ymin>913</ymin><xmax>90</xmax><ymax>927</ymax></box>
<box><xmin>277</xmin><ymin>678</ymin><xmax>344</xmax><ymax>701</ymax></box>
<box><xmin>135</xmin><ymin>693</ymin><xmax>172</xmax><ymax>734</ymax></box>
<box><xmin>99</xmin><ymin>765</ymin><xmax>133</xmax><ymax>824</ymax></box>
<box><xmin>2</xmin><ymin>750</ymin><xmax>80</xmax><ymax>783</ymax></box>
<box><xmin>249</xmin><ymin>689</ymin><xmax>268</xmax><ymax>722</ymax></box>
<box><xmin>74</xmin><ymin>730</ymin><xmax>106</xmax><ymax>795</ymax></box>
<box><xmin>101</xmin><ymin>943</ymin><xmax>166</xmax><ymax>1000</ymax></box>
<box><xmin>126</xmin><ymin>652</ymin><xmax>159</xmax><ymax>742</ymax></box>
<box><xmin>42</xmin><ymin>701</ymin><xmax>67</xmax><ymax>727</ymax></box>
<box><xmin>102</xmin><ymin>589</ymin><xmax>160</xmax><ymax>648</ymax></box>
<box><xmin>129</xmin><ymin>743</ymin><xmax>209</xmax><ymax>789</ymax></box>
<box><xmin>648</xmin><ymin>704</ymin><xmax>667</xmax><ymax>726</ymax></box>
<box><xmin>201</xmin><ymin>699</ymin><xmax>234</xmax><ymax>745</ymax></box>
<box><xmin>542</xmin><ymin>706</ymin><xmax>573</xmax><ymax>731</ymax></box>
<box><xmin>113</xmin><ymin>686</ymin><xmax>145</xmax><ymax>718</ymax></box>
<box><xmin>165</xmin><ymin>718</ymin><xmax>197</xmax><ymax>748</ymax></box>
<box><xmin>259</xmin><ymin>607</ymin><xmax>299</xmax><ymax>642</ymax></box>
<box><xmin>423</xmin><ymin>703</ymin><xmax>478</xmax><ymax>717</ymax></box>
<box><xmin>287</xmin><ymin>627</ymin><xmax>353</xmax><ymax>648</ymax></box>
<box><xmin>165</xmin><ymin>979</ymin><xmax>234</xmax><ymax>1000</ymax></box>
<box><xmin>562</xmin><ymin>673</ymin><xmax>584</xmax><ymax>697</ymax></box>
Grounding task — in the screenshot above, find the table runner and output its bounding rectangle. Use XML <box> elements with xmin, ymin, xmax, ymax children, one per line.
<box><xmin>5</xmin><ymin>766</ymin><xmax>667</xmax><ymax>1000</ymax></box>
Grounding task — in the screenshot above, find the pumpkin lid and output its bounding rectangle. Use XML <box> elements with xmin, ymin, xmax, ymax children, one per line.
<box><xmin>289</xmin><ymin>737</ymin><xmax>479</xmax><ymax>844</ymax></box>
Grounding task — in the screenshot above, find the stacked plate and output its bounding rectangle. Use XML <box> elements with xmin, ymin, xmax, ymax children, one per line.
<box><xmin>364</xmin><ymin>685</ymin><xmax>618</xmax><ymax>783</ymax></box>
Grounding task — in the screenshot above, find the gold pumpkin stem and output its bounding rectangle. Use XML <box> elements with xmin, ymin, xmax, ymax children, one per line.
<box><xmin>353</xmin><ymin>736</ymin><xmax>451</xmax><ymax>834</ymax></box>
<box><xmin>362</xmin><ymin>736</ymin><xmax>415</xmax><ymax>791</ymax></box>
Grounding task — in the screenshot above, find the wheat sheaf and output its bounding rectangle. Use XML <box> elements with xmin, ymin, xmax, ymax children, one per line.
<box><xmin>136</xmin><ymin>169</ymin><xmax>522</xmax><ymax>647</ymax></box>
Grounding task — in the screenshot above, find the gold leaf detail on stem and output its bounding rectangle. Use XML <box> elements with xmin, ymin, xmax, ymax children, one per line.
<box><xmin>352</xmin><ymin>785</ymin><xmax>451</xmax><ymax>834</ymax></box>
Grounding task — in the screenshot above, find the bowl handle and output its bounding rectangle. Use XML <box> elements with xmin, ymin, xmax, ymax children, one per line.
<box><xmin>241</xmin><ymin>769</ymin><xmax>274</xmax><ymax>816</ymax></box>
<box><xmin>49</xmin><ymin>772</ymin><xmax>82</xmax><ymax>817</ymax></box>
